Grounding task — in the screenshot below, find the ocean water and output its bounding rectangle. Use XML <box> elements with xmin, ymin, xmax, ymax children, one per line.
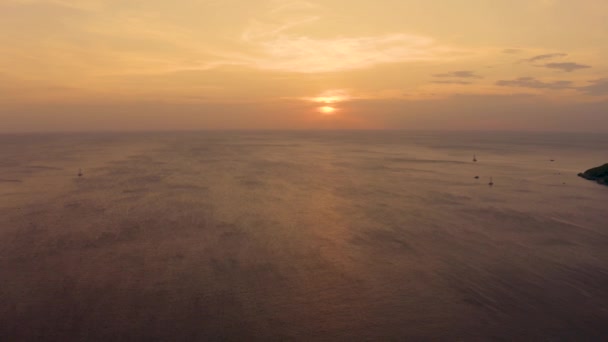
<box><xmin>1</xmin><ymin>131</ymin><xmax>608</xmax><ymax>341</ymax></box>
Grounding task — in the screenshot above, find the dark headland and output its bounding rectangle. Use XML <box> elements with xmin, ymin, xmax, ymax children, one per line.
<box><xmin>578</xmin><ymin>163</ymin><xmax>608</xmax><ymax>185</ymax></box>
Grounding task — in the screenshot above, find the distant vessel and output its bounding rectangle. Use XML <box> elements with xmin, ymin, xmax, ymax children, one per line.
<box><xmin>78</xmin><ymin>168</ymin><xmax>83</xmax><ymax>177</ymax></box>
<box><xmin>488</xmin><ymin>177</ymin><xmax>494</xmax><ymax>186</ymax></box>
<box><xmin>473</xmin><ymin>154</ymin><xmax>477</xmax><ymax>162</ymax></box>
<box><xmin>474</xmin><ymin>176</ymin><xmax>479</xmax><ymax>179</ymax></box>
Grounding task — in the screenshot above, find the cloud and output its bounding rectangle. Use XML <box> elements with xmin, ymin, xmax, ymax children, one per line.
<box><xmin>236</xmin><ymin>0</ymin><xmax>461</xmax><ymax>73</ymax></box>
<box><xmin>432</xmin><ymin>70</ymin><xmax>482</xmax><ymax>79</ymax></box>
<box><xmin>250</xmin><ymin>34</ymin><xmax>450</xmax><ymax>73</ymax></box>
<box><xmin>268</xmin><ymin>0</ymin><xmax>321</xmax><ymax>14</ymax></box>
<box><xmin>431</xmin><ymin>80</ymin><xmax>472</xmax><ymax>85</ymax></box>
<box><xmin>496</xmin><ymin>77</ymin><xmax>573</xmax><ymax>89</ymax></box>
<box><xmin>578</xmin><ymin>78</ymin><xmax>608</xmax><ymax>96</ymax></box>
<box><xmin>308</xmin><ymin>89</ymin><xmax>351</xmax><ymax>103</ymax></box>
<box><xmin>543</xmin><ymin>62</ymin><xmax>591</xmax><ymax>72</ymax></box>
<box><xmin>502</xmin><ymin>48</ymin><xmax>523</xmax><ymax>54</ymax></box>
<box><xmin>537</xmin><ymin>0</ymin><xmax>557</xmax><ymax>6</ymax></box>
<box><xmin>241</xmin><ymin>10</ymin><xmax>321</xmax><ymax>41</ymax></box>
<box><xmin>519</xmin><ymin>54</ymin><xmax>591</xmax><ymax>72</ymax></box>
<box><xmin>1</xmin><ymin>0</ymin><xmax>469</xmax><ymax>77</ymax></box>
<box><xmin>4</xmin><ymin>0</ymin><xmax>102</xmax><ymax>11</ymax></box>
<box><xmin>346</xmin><ymin>94</ymin><xmax>608</xmax><ymax>132</ymax></box>
<box><xmin>521</xmin><ymin>53</ymin><xmax>567</xmax><ymax>63</ymax></box>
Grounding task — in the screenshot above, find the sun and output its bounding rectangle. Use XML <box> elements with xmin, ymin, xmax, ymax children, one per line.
<box><xmin>319</xmin><ymin>106</ymin><xmax>336</xmax><ymax>114</ymax></box>
<box><xmin>310</xmin><ymin>90</ymin><xmax>349</xmax><ymax>115</ymax></box>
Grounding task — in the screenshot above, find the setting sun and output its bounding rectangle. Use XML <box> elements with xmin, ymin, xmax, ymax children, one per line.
<box><xmin>319</xmin><ymin>106</ymin><xmax>337</xmax><ymax>114</ymax></box>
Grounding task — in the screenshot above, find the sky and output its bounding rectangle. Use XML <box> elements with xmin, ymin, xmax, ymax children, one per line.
<box><xmin>1</xmin><ymin>0</ymin><xmax>608</xmax><ymax>132</ymax></box>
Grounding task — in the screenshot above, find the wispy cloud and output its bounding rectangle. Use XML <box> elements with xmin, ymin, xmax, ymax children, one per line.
<box><xmin>0</xmin><ymin>0</ymin><xmax>472</xmax><ymax>77</ymax></box>
<box><xmin>268</xmin><ymin>0</ymin><xmax>321</xmax><ymax>14</ymax></box>
<box><xmin>236</xmin><ymin>1</ymin><xmax>461</xmax><ymax>73</ymax></box>
<box><xmin>241</xmin><ymin>4</ymin><xmax>321</xmax><ymax>42</ymax></box>
<box><xmin>4</xmin><ymin>0</ymin><xmax>103</xmax><ymax>11</ymax></box>
<box><xmin>502</xmin><ymin>48</ymin><xmax>523</xmax><ymax>54</ymax></box>
<box><xmin>518</xmin><ymin>53</ymin><xmax>591</xmax><ymax>72</ymax></box>
<box><xmin>521</xmin><ymin>53</ymin><xmax>567</xmax><ymax>63</ymax></box>
<box><xmin>496</xmin><ymin>77</ymin><xmax>573</xmax><ymax>89</ymax></box>
<box><xmin>432</xmin><ymin>80</ymin><xmax>472</xmax><ymax>85</ymax></box>
<box><xmin>432</xmin><ymin>70</ymin><xmax>482</xmax><ymax>79</ymax></box>
<box><xmin>250</xmin><ymin>34</ymin><xmax>448</xmax><ymax>73</ymax></box>
<box><xmin>308</xmin><ymin>89</ymin><xmax>351</xmax><ymax>103</ymax></box>
<box><xmin>543</xmin><ymin>62</ymin><xmax>591</xmax><ymax>72</ymax></box>
<box><xmin>578</xmin><ymin>78</ymin><xmax>608</xmax><ymax>96</ymax></box>
<box><xmin>537</xmin><ymin>0</ymin><xmax>557</xmax><ymax>6</ymax></box>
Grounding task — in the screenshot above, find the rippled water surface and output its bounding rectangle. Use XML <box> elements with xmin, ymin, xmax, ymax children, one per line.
<box><xmin>1</xmin><ymin>131</ymin><xmax>608</xmax><ymax>340</ymax></box>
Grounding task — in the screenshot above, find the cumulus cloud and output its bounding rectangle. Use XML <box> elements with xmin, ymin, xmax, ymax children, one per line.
<box><xmin>543</xmin><ymin>62</ymin><xmax>591</xmax><ymax>72</ymax></box>
<box><xmin>432</xmin><ymin>70</ymin><xmax>482</xmax><ymax>79</ymax></box>
<box><xmin>496</xmin><ymin>77</ymin><xmax>573</xmax><ymax>89</ymax></box>
<box><xmin>578</xmin><ymin>78</ymin><xmax>608</xmax><ymax>96</ymax></box>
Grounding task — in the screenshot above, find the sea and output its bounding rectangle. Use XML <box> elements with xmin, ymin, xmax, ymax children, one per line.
<box><xmin>1</xmin><ymin>131</ymin><xmax>607</xmax><ymax>341</ymax></box>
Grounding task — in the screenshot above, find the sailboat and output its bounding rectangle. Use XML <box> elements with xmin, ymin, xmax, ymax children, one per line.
<box><xmin>473</xmin><ymin>154</ymin><xmax>477</xmax><ymax>162</ymax></box>
<box><xmin>78</xmin><ymin>168</ymin><xmax>83</xmax><ymax>177</ymax></box>
<box><xmin>488</xmin><ymin>177</ymin><xmax>494</xmax><ymax>186</ymax></box>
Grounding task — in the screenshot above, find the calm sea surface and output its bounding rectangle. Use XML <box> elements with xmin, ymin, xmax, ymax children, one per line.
<box><xmin>1</xmin><ymin>131</ymin><xmax>608</xmax><ymax>340</ymax></box>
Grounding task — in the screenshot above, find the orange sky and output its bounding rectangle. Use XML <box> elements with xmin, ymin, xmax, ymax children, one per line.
<box><xmin>1</xmin><ymin>0</ymin><xmax>607</xmax><ymax>131</ymax></box>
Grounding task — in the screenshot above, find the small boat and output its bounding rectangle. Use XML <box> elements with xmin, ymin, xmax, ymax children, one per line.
<box><xmin>474</xmin><ymin>176</ymin><xmax>479</xmax><ymax>179</ymax></box>
<box><xmin>473</xmin><ymin>154</ymin><xmax>477</xmax><ymax>162</ymax></box>
<box><xmin>78</xmin><ymin>168</ymin><xmax>83</xmax><ymax>177</ymax></box>
<box><xmin>488</xmin><ymin>177</ymin><xmax>494</xmax><ymax>186</ymax></box>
